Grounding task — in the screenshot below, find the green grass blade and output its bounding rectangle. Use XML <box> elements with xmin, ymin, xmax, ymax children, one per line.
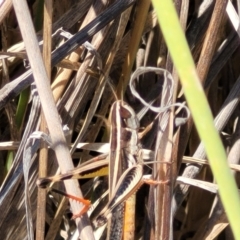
<box><xmin>152</xmin><ymin>0</ymin><xmax>240</xmax><ymax>239</ymax></box>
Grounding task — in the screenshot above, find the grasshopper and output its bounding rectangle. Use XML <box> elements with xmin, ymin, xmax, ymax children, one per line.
<box><xmin>37</xmin><ymin>100</ymin><xmax>166</xmax><ymax>236</ymax></box>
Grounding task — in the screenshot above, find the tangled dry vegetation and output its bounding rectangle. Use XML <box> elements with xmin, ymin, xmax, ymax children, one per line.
<box><xmin>0</xmin><ymin>0</ymin><xmax>240</xmax><ymax>239</ymax></box>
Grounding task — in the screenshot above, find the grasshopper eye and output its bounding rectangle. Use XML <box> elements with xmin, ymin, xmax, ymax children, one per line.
<box><xmin>119</xmin><ymin>105</ymin><xmax>132</xmax><ymax>118</ymax></box>
<box><xmin>119</xmin><ymin>102</ymin><xmax>139</xmax><ymax>129</ymax></box>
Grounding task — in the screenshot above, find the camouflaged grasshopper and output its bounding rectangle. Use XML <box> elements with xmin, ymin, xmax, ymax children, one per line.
<box><xmin>37</xmin><ymin>100</ymin><xmax>165</xmax><ymax>236</ymax></box>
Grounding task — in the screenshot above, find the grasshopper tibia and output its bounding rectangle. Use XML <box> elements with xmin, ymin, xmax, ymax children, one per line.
<box><xmin>51</xmin><ymin>188</ymin><xmax>91</xmax><ymax>219</ymax></box>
